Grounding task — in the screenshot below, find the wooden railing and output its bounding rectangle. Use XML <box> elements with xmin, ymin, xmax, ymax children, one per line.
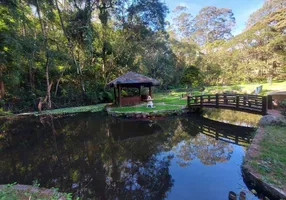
<box><xmin>188</xmin><ymin>94</ymin><xmax>269</xmax><ymax>115</ymax></box>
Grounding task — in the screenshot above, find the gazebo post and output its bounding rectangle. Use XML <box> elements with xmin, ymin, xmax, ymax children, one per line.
<box><xmin>117</xmin><ymin>84</ymin><xmax>121</xmax><ymax>106</ymax></box>
<box><xmin>113</xmin><ymin>87</ymin><xmax>117</xmax><ymax>104</ymax></box>
<box><xmin>148</xmin><ymin>86</ymin><xmax>152</xmax><ymax>97</ymax></box>
<box><xmin>138</xmin><ymin>86</ymin><xmax>141</xmax><ymax>96</ymax></box>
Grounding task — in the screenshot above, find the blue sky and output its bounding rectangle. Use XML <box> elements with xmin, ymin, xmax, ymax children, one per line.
<box><xmin>164</xmin><ymin>0</ymin><xmax>264</xmax><ymax>35</ymax></box>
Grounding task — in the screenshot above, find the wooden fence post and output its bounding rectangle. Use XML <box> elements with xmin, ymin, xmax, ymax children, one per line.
<box><xmin>268</xmin><ymin>95</ymin><xmax>273</xmax><ymax>110</ymax></box>
<box><xmin>262</xmin><ymin>96</ymin><xmax>267</xmax><ymax>115</ymax></box>
<box><xmin>236</xmin><ymin>96</ymin><xmax>239</xmax><ymax>108</ymax></box>
<box><xmin>215</xmin><ymin>94</ymin><xmax>219</xmax><ymax>108</ymax></box>
<box><xmin>187</xmin><ymin>96</ymin><xmax>190</xmax><ymax>108</ymax></box>
<box><xmin>223</xmin><ymin>94</ymin><xmax>227</xmax><ymax>104</ymax></box>
<box><xmin>200</xmin><ymin>96</ymin><xmax>203</xmax><ymax>107</ymax></box>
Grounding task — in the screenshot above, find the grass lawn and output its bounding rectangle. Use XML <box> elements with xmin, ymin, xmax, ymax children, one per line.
<box><xmin>206</xmin><ymin>81</ymin><xmax>286</xmax><ymax>95</ymax></box>
<box><xmin>19</xmin><ymin>104</ymin><xmax>107</xmax><ymax>116</ymax></box>
<box><xmin>249</xmin><ymin>125</ymin><xmax>286</xmax><ymax>189</ymax></box>
<box><xmin>110</xmin><ymin>104</ymin><xmax>183</xmax><ymax>113</ymax></box>
<box><xmin>153</xmin><ymin>90</ymin><xmax>202</xmax><ymax>105</ymax></box>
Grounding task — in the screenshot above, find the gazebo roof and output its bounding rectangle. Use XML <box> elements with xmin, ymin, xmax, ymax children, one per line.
<box><xmin>107</xmin><ymin>71</ymin><xmax>160</xmax><ymax>87</ymax></box>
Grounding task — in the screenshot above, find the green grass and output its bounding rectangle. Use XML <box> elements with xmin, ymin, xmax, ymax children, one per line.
<box><xmin>110</xmin><ymin>104</ymin><xmax>183</xmax><ymax>113</ymax></box>
<box><xmin>249</xmin><ymin>125</ymin><xmax>286</xmax><ymax>189</ymax></box>
<box><xmin>19</xmin><ymin>104</ymin><xmax>107</xmax><ymax>116</ymax></box>
<box><xmin>206</xmin><ymin>81</ymin><xmax>286</xmax><ymax>95</ymax></box>
<box><xmin>153</xmin><ymin>90</ymin><xmax>202</xmax><ymax>106</ymax></box>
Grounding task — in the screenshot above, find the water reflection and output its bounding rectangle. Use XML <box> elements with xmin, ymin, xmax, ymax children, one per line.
<box><xmin>0</xmin><ymin>113</ymin><xmax>257</xmax><ymax>199</ymax></box>
<box><xmin>203</xmin><ymin>108</ymin><xmax>261</xmax><ymax>127</ymax></box>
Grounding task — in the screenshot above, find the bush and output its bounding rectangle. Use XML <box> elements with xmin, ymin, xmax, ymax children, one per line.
<box><xmin>230</xmin><ymin>85</ymin><xmax>241</xmax><ymax>91</ymax></box>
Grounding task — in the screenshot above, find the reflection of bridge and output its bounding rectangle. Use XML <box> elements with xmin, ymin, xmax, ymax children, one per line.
<box><xmin>188</xmin><ymin>94</ymin><xmax>272</xmax><ymax>115</ymax></box>
<box><xmin>109</xmin><ymin>116</ymin><xmax>255</xmax><ymax>147</ymax></box>
<box><xmin>185</xmin><ymin>116</ymin><xmax>255</xmax><ymax>147</ymax></box>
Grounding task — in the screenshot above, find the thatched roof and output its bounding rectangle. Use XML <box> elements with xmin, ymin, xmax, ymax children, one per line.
<box><xmin>107</xmin><ymin>72</ymin><xmax>160</xmax><ymax>87</ymax></box>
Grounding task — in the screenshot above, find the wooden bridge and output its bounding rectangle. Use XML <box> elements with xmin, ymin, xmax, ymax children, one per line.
<box><xmin>188</xmin><ymin>94</ymin><xmax>272</xmax><ymax>115</ymax></box>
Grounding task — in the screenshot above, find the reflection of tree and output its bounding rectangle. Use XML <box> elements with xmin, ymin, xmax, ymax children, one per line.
<box><xmin>0</xmin><ymin>113</ymin><xmax>255</xmax><ymax>199</ymax></box>
<box><xmin>167</xmin><ymin>116</ymin><xmax>234</xmax><ymax>166</ymax></box>
<box><xmin>0</xmin><ymin>114</ymin><xmax>174</xmax><ymax>199</ymax></box>
<box><xmin>203</xmin><ymin>108</ymin><xmax>260</xmax><ymax>127</ymax></box>
<box><xmin>173</xmin><ymin>134</ymin><xmax>233</xmax><ymax>166</ymax></box>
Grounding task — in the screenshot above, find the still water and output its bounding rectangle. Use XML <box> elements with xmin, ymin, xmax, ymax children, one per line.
<box><xmin>0</xmin><ymin>109</ymin><xmax>262</xmax><ymax>199</ymax></box>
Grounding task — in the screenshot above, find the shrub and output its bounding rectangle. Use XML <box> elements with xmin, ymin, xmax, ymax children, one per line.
<box><xmin>230</xmin><ymin>85</ymin><xmax>241</xmax><ymax>91</ymax></box>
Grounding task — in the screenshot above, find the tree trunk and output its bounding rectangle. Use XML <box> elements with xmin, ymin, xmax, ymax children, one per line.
<box><xmin>55</xmin><ymin>71</ymin><xmax>64</xmax><ymax>96</ymax></box>
<box><xmin>45</xmin><ymin>57</ymin><xmax>52</xmax><ymax>109</ymax></box>
<box><xmin>55</xmin><ymin>0</ymin><xmax>86</xmax><ymax>95</ymax></box>
<box><xmin>0</xmin><ymin>80</ymin><xmax>4</xmax><ymax>98</ymax></box>
<box><xmin>36</xmin><ymin>0</ymin><xmax>53</xmax><ymax>109</ymax></box>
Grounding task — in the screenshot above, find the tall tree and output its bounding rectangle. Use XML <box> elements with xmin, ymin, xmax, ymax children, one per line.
<box><xmin>246</xmin><ymin>0</ymin><xmax>286</xmax><ymax>29</ymax></box>
<box><xmin>191</xmin><ymin>6</ymin><xmax>235</xmax><ymax>46</ymax></box>
<box><xmin>171</xmin><ymin>6</ymin><xmax>193</xmax><ymax>39</ymax></box>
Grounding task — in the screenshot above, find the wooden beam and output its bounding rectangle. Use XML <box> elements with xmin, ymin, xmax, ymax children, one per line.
<box><xmin>149</xmin><ymin>86</ymin><xmax>152</xmax><ymax>97</ymax></box>
<box><xmin>118</xmin><ymin>85</ymin><xmax>121</xmax><ymax>106</ymax></box>
<box><xmin>267</xmin><ymin>95</ymin><xmax>273</xmax><ymax>110</ymax></box>
<box><xmin>262</xmin><ymin>96</ymin><xmax>267</xmax><ymax>115</ymax></box>
<box><xmin>113</xmin><ymin>87</ymin><xmax>116</xmax><ymax>104</ymax></box>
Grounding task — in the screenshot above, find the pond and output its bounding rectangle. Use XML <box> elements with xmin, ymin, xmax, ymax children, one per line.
<box><xmin>0</xmin><ymin>109</ymin><xmax>262</xmax><ymax>199</ymax></box>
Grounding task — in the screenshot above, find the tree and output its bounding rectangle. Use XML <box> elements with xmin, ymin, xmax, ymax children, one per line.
<box><xmin>181</xmin><ymin>66</ymin><xmax>203</xmax><ymax>94</ymax></box>
<box><xmin>246</xmin><ymin>0</ymin><xmax>286</xmax><ymax>29</ymax></box>
<box><xmin>191</xmin><ymin>6</ymin><xmax>235</xmax><ymax>46</ymax></box>
<box><xmin>171</xmin><ymin>6</ymin><xmax>193</xmax><ymax>39</ymax></box>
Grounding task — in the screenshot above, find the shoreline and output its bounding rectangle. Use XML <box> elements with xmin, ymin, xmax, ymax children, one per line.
<box><xmin>242</xmin><ymin>110</ymin><xmax>286</xmax><ymax>199</ymax></box>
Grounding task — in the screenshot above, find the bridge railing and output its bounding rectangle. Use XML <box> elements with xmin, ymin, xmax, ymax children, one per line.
<box><xmin>188</xmin><ymin>94</ymin><xmax>268</xmax><ymax>115</ymax></box>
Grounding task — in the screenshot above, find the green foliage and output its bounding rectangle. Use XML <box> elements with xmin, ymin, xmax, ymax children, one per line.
<box><xmin>0</xmin><ymin>0</ymin><xmax>285</xmax><ymax>114</ymax></box>
<box><xmin>0</xmin><ymin>182</ymin><xmax>74</xmax><ymax>200</ymax></box>
<box><xmin>0</xmin><ymin>183</ymin><xmax>18</xmax><ymax>200</ymax></box>
<box><xmin>181</xmin><ymin>66</ymin><xmax>203</xmax><ymax>89</ymax></box>
<box><xmin>246</xmin><ymin>0</ymin><xmax>286</xmax><ymax>28</ymax></box>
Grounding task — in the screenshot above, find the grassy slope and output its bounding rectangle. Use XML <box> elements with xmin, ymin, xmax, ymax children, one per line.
<box><xmin>250</xmin><ymin>125</ymin><xmax>286</xmax><ymax>189</ymax></box>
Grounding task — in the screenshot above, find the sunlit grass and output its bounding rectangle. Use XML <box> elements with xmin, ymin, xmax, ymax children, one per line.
<box><xmin>249</xmin><ymin>125</ymin><xmax>286</xmax><ymax>188</ymax></box>
<box><xmin>110</xmin><ymin>104</ymin><xmax>183</xmax><ymax>113</ymax></box>
<box><xmin>32</xmin><ymin>104</ymin><xmax>107</xmax><ymax>116</ymax></box>
<box><xmin>205</xmin><ymin>81</ymin><xmax>286</xmax><ymax>95</ymax></box>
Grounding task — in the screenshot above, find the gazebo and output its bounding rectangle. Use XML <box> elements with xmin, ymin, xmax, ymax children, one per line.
<box><xmin>107</xmin><ymin>72</ymin><xmax>160</xmax><ymax>106</ymax></box>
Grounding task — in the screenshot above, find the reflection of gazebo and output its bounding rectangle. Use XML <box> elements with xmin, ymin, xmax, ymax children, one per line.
<box><xmin>107</xmin><ymin>72</ymin><xmax>160</xmax><ymax>106</ymax></box>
